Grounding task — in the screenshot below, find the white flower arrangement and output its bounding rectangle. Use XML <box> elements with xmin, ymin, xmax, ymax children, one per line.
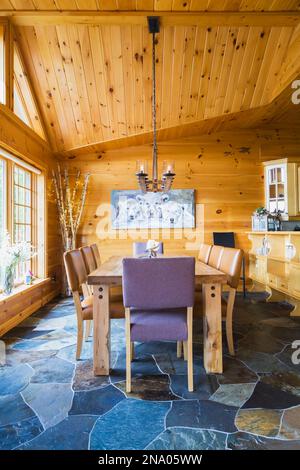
<box><xmin>0</xmin><ymin>232</ymin><xmax>35</xmax><ymax>269</ymax></box>
<box><xmin>146</xmin><ymin>240</ymin><xmax>160</xmax><ymax>258</ymax></box>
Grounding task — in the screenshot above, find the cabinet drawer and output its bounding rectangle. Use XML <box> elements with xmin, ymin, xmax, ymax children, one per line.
<box><xmin>268</xmin><ymin>274</ymin><xmax>278</xmax><ymax>287</ymax></box>
<box><xmin>278</xmin><ymin>278</ymin><xmax>289</xmax><ymax>291</ymax></box>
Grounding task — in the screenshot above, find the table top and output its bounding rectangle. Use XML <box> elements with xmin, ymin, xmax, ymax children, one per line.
<box><xmin>88</xmin><ymin>256</ymin><xmax>228</xmax><ymax>286</ymax></box>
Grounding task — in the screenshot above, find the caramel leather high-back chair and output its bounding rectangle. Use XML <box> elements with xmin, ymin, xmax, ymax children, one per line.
<box><xmin>80</xmin><ymin>246</ymin><xmax>97</xmax><ymax>274</ymax></box>
<box><xmin>90</xmin><ymin>243</ymin><xmax>101</xmax><ymax>268</ymax></box>
<box><xmin>198</xmin><ymin>244</ymin><xmax>212</xmax><ymax>264</ymax></box>
<box><xmin>64</xmin><ymin>249</ymin><xmax>93</xmax><ymax>360</ymax></box>
<box><xmin>219</xmin><ymin>247</ymin><xmax>243</xmax><ymax>356</ymax></box>
<box><xmin>208</xmin><ymin>245</ymin><xmax>224</xmax><ymax>269</ymax></box>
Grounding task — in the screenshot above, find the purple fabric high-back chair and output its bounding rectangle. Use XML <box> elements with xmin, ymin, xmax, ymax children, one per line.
<box><xmin>133</xmin><ymin>242</ymin><xmax>164</xmax><ymax>257</ymax></box>
<box><xmin>122</xmin><ymin>257</ymin><xmax>195</xmax><ymax>393</ymax></box>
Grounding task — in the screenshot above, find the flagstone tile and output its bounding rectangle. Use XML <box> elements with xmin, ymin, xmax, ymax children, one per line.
<box><xmin>147</xmin><ymin>428</ymin><xmax>227</xmax><ymax>451</ymax></box>
<box><xmin>235</xmin><ymin>409</ymin><xmax>282</xmax><ymax>437</ymax></box>
<box><xmin>109</xmin><ymin>353</ymin><xmax>161</xmax><ymax>384</ymax></box>
<box><xmin>21</xmin><ymin>383</ymin><xmax>73</xmax><ymax>430</ymax></box>
<box><xmin>276</xmin><ymin>345</ymin><xmax>300</xmax><ymax>373</ymax></box>
<box><xmin>0</xmin><ymin>364</ymin><xmax>34</xmax><ymax>396</ymax></box>
<box><xmin>210</xmin><ymin>383</ymin><xmax>256</xmax><ymax>408</ymax></box>
<box><xmin>69</xmin><ymin>385</ymin><xmax>124</xmax><ymax>416</ymax></box>
<box><xmin>154</xmin><ymin>352</ymin><xmax>204</xmax><ymax>376</ymax></box>
<box><xmin>217</xmin><ymin>356</ymin><xmax>258</xmax><ymax>385</ymax></box>
<box><xmin>90</xmin><ymin>399</ymin><xmax>170</xmax><ymax>450</ymax></box>
<box><xmin>115</xmin><ymin>375</ymin><xmax>179</xmax><ymax>401</ymax></box>
<box><xmin>0</xmin><ymin>394</ymin><xmax>35</xmax><ymax>427</ymax></box>
<box><xmin>170</xmin><ymin>372</ymin><xmax>218</xmax><ymax>400</ymax></box>
<box><xmin>227</xmin><ymin>432</ymin><xmax>300</xmax><ymax>450</ymax></box>
<box><xmin>73</xmin><ymin>359</ymin><xmax>110</xmax><ymax>391</ymax></box>
<box><xmin>17</xmin><ymin>415</ymin><xmax>97</xmax><ymax>450</ymax></box>
<box><xmin>5</xmin><ymin>349</ymin><xmax>57</xmax><ymax>367</ymax></box>
<box><xmin>0</xmin><ymin>416</ymin><xmax>43</xmax><ymax>450</ymax></box>
<box><xmin>167</xmin><ymin>400</ymin><xmax>238</xmax><ymax>433</ymax></box>
<box><xmin>238</xmin><ymin>329</ymin><xmax>285</xmax><ymax>354</ymax></box>
<box><xmin>242</xmin><ymin>381</ymin><xmax>300</xmax><ymax>410</ymax></box>
<box><xmin>260</xmin><ymin>371</ymin><xmax>300</xmax><ymax>397</ymax></box>
<box><xmin>279</xmin><ymin>406</ymin><xmax>300</xmax><ymax>440</ymax></box>
<box><xmin>30</xmin><ymin>357</ymin><xmax>75</xmax><ymax>384</ymax></box>
<box><xmin>237</xmin><ymin>349</ymin><xmax>289</xmax><ymax>374</ymax></box>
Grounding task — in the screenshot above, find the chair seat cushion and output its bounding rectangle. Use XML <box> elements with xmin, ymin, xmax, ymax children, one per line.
<box><xmin>130</xmin><ymin>308</ymin><xmax>188</xmax><ymax>342</ymax></box>
<box><xmin>82</xmin><ymin>299</ymin><xmax>124</xmax><ymax>321</ymax></box>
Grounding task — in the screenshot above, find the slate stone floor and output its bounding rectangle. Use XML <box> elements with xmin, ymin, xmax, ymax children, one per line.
<box><xmin>1</xmin><ymin>293</ymin><xmax>300</xmax><ymax>450</ymax></box>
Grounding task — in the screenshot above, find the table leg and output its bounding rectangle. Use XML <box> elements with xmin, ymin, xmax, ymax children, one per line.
<box><xmin>93</xmin><ymin>284</ymin><xmax>110</xmax><ymax>376</ymax></box>
<box><xmin>202</xmin><ymin>283</ymin><xmax>223</xmax><ymax>374</ymax></box>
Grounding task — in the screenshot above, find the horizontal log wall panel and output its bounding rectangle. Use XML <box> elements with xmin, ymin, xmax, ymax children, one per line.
<box><xmin>70</xmin><ymin>127</ymin><xmax>300</xmax><ymax>283</ymax></box>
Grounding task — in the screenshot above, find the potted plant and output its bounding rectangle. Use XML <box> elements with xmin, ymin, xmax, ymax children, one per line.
<box><xmin>0</xmin><ymin>232</ymin><xmax>35</xmax><ymax>295</ymax></box>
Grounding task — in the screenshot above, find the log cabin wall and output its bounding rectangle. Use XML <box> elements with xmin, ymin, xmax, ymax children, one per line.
<box><xmin>68</xmin><ymin>126</ymin><xmax>300</xmax><ymax>283</ymax></box>
<box><xmin>0</xmin><ymin>105</ymin><xmax>62</xmax><ymax>336</ymax></box>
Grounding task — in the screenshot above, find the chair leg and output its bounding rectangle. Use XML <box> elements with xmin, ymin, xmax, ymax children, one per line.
<box><xmin>76</xmin><ymin>320</ymin><xmax>84</xmax><ymax>360</ymax></box>
<box><xmin>125</xmin><ymin>308</ymin><xmax>131</xmax><ymax>393</ymax></box>
<box><xmin>131</xmin><ymin>342</ymin><xmax>135</xmax><ymax>361</ymax></box>
<box><xmin>183</xmin><ymin>341</ymin><xmax>188</xmax><ymax>361</ymax></box>
<box><xmin>226</xmin><ymin>288</ymin><xmax>236</xmax><ymax>356</ymax></box>
<box><xmin>85</xmin><ymin>320</ymin><xmax>91</xmax><ymax>341</ymax></box>
<box><xmin>187</xmin><ymin>307</ymin><xmax>193</xmax><ymax>392</ymax></box>
<box><xmin>177</xmin><ymin>341</ymin><xmax>182</xmax><ymax>358</ymax></box>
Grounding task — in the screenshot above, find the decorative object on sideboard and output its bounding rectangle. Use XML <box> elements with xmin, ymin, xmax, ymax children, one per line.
<box><xmin>285</xmin><ymin>243</ymin><xmax>297</xmax><ymax>260</ymax></box>
<box><xmin>252</xmin><ymin>207</ymin><xmax>282</xmax><ymax>232</ymax></box>
<box><xmin>0</xmin><ymin>232</ymin><xmax>35</xmax><ymax>296</ymax></box>
<box><xmin>256</xmin><ymin>235</ymin><xmax>271</xmax><ymax>256</ymax></box>
<box><xmin>136</xmin><ymin>17</ymin><xmax>175</xmax><ymax>193</ymax></box>
<box><xmin>146</xmin><ymin>240</ymin><xmax>160</xmax><ymax>258</ymax></box>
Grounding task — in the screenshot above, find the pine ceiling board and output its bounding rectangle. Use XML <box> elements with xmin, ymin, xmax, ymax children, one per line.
<box><xmin>167</xmin><ymin>25</ymin><xmax>185</xmax><ymax>127</ymax></box>
<box><xmin>77</xmin><ymin>25</ymin><xmax>105</xmax><ymax>142</ymax></box>
<box><xmin>136</xmin><ymin>0</ymin><xmax>154</xmax><ymax>10</ymax></box>
<box><xmin>16</xmin><ymin>26</ymin><xmax>65</xmax><ymax>150</ymax></box>
<box><xmin>230</xmin><ymin>26</ymin><xmax>259</xmax><ymax>112</ymax></box>
<box><xmin>160</xmin><ymin>25</ymin><xmax>174</xmax><ymax>126</ymax></box>
<box><xmin>32</xmin><ymin>0</ymin><xmax>59</xmax><ymax>9</ymax></box>
<box><xmin>9</xmin><ymin>0</ymin><xmax>36</xmax><ymax>8</ymax></box>
<box><xmin>75</xmin><ymin>0</ymin><xmax>98</xmax><ymax>9</ymax></box>
<box><xmin>155</xmin><ymin>22</ymin><xmax>165</xmax><ymax>129</ymax></box>
<box><xmin>240</xmin><ymin>27</ymin><xmax>271</xmax><ymax>110</ymax></box>
<box><xmin>89</xmin><ymin>25</ymin><xmax>113</xmax><ymax>140</ymax></box>
<box><xmin>130</xmin><ymin>24</ymin><xmax>145</xmax><ymax>133</ymax></box>
<box><xmin>54</xmin><ymin>0</ymin><xmax>78</xmax><ymax>9</ymax></box>
<box><xmin>141</xmin><ymin>24</ymin><xmax>154</xmax><ymax>131</ymax></box>
<box><xmin>196</xmin><ymin>27</ymin><xmax>217</xmax><ymax>120</ymax></box>
<box><xmin>260</xmin><ymin>26</ymin><xmax>294</xmax><ymax>105</ymax></box>
<box><xmin>67</xmin><ymin>24</ymin><xmax>97</xmax><ymax>144</ymax></box>
<box><xmin>186</xmin><ymin>26</ymin><xmax>206</xmax><ymax>120</ymax></box>
<box><xmin>171</xmin><ymin>0</ymin><xmax>192</xmax><ymax>10</ymax></box>
<box><xmin>206</xmin><ymin>0</ymin><xmax>229</xmax><ymax>10</ymax></box>
<box><xmin>55</xmin><ymin>25</ymin><xmax>87</xmax><ymax>144</ymax></box>
<box><xmin>0</xmin><ymin>0</ymin><xmax>15</xmax><ymax>9</ymax></box>
<box><xmin>213</xmin><ymin>27</ymin><xmax>238</xmax><ymax>116</ymax></box>
<box><xmin>154</xmin><ymin>0</ymin><xmax>173</xmax><ymax>10</ymax></box>
<box><xmin>96</xmin><ymin>0</ymin><xmax>119</xmax><ymax>9</ymax></box>
<box><xmin>178</xmin><ymin>25</ymin><xmax>197</xmax><ymax>122</ymax></box>
<box><xmin>204</xmin><ymin>26</ymin><xmax>228</xmax><ymax>119</ymax></box>
<box><xmin>34</xmin><ymin>24</ymin><xmax>76</xmax><ymax>148</ymax></box>
<box><xmin>189</xmin><ymin>0</ymin><xmax>210</xmax><ymax>10</ymax></box>
<box><xmin>250</xmin><ymin>28</ymin><xmax>283</xmax><ymax>108</ymax></box>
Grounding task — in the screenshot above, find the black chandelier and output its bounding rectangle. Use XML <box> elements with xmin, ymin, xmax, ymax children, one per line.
<box><xmin>136</xmin><ymin>17</ymin><xmax>175</xmax><ymax>193</ymax></box>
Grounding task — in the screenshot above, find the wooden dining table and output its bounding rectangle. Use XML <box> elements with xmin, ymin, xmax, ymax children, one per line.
<box><xmin>88</xmin><ymin>256</ymin><xmax>228</xmax><ymax>377</ymax></box>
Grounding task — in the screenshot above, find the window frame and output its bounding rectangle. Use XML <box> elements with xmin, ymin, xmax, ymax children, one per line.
<box><xmin>0</xmin><ymin>152</ymin><xmax>45</xmax><ymax>292</ymax></box>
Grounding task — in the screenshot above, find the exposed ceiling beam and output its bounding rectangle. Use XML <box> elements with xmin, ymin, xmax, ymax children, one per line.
<box><xmin>1</xmin><ymin>11</ymin><xmax>300</xmax><ymax>27</ymax></box>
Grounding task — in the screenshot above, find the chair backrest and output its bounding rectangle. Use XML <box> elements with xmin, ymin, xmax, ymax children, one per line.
<box><xmin>64</xmin><ymin>249</ymin><xmax>88</xmax><ymax>292</ymax></box>
<box><xmin>198</xmin><ymin>243</ymin><xmax>212</xmax><ymax>264</ymax></box>
<box><xmin>219</xmin><ymin>247</ymin><xmax>243</xmax><ymax>289</ymax></box>
<box><xmin>80</xmin><ymin>246</ymin><xmax>97</xmax><ymax>274</ymax></box>
<box><xmin>213</xmin><ymin>232</ymin><xmax>235</xmax><ymax>248</ymax></box>
<box><xmin>123</xmin><ymin>257</ymin><xmax>195</xmax><ymax>309</ymax></box>
<box><xmin>208</xmin><ymin>245</ymin><xmax>224</xmax><ymax>269</ymax></box>
<box><xmin>90</xmin><ymin>243</ymin><xmax>101</xmax><ymax>268</ymax></box>
<box><xmin>133</xmin><ymin>241</ymin><xmax>164</xmax><ymax>257</ymax></box>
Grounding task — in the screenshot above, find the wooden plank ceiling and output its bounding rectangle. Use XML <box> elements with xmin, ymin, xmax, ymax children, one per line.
<box><xmin>1</xmin><ymin>1</ymin><xmax>300</xmax><ymax>12</ymax></box>
<box><xmin>14</xmin><ymin>22</ymin><xmax>295</xmax><ymax>153</ymax></box>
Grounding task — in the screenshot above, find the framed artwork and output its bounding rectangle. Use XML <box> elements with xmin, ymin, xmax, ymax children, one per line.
<box><xmin>111</xmin><ymin>189</ymin><xmax>195</xmax><ymax>229</ymax></box>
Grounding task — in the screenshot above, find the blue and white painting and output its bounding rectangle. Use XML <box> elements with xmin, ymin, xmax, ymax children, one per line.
<box><xmin>111</xmin><ymin>190</ymin><xmax>195</xmax><ymax>229</ymax></box>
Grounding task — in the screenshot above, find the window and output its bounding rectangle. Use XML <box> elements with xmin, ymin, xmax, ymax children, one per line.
<box><xmin>0</xmin><ymin>149</ymin><xmax>45</xmax><ymax>292</ymax></box>
<box><xmin>0</xmin><ymin>25</ymin><xmax>4</xmax><ymax>104</ymax></box>
<box><xmin>13</xmin><ymin>165</ymin><xmax>34</xmax><ymax>282</ymax></box>
<box><xmin>0</xmin><ymin>159</ymin><xmax>5</xmax><ymax>236</ymax></box>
